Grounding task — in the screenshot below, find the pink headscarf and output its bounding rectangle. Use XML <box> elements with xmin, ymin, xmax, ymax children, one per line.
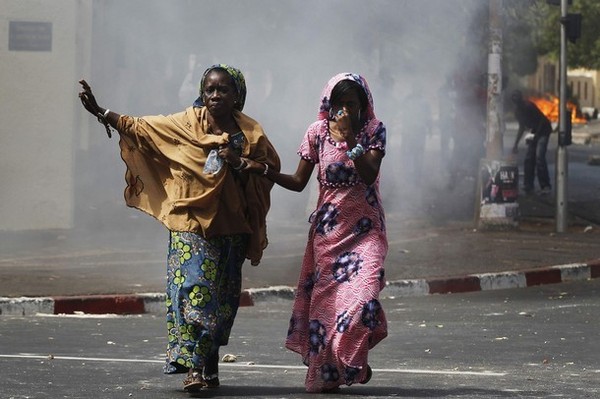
<box><xmin>317</xmin><ymin>73</ymin><xmax>376</xmax><ymax>121</ymax></box>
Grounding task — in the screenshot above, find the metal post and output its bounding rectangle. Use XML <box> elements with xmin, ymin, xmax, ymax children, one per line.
<box><xmin>556</xmin><ymin>0</ymin><xmax>569</xmax><ymax>232</ymax></box>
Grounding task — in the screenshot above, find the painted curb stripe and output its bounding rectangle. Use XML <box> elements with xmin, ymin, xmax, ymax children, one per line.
<box><xmin>2</xmin><ymin>259</ymin><xmax>599</xmax><ymax>315</ymax></box>
<box><xmin>524</xmin><ymin>268</ymin><xmax>562</xmax><ymax>287</ymax></box>
<box><xmin>589</xmin><ymin>260</ymin><xmax>600</xmax><ymax>278</ymax></box>
<box><xmin>53</xmin><ymin>295</ymin><xmax>145</xmax><ymax>315</ymax></box>
<box><xmin>51</xmin><ymin>290</ymin><xmax>254</xmax><ymax>315</ymax></box>
<box><xmin>427</xmin><ymin>276</ymin><xmax>481</xmax><ymax>294</ymax></box>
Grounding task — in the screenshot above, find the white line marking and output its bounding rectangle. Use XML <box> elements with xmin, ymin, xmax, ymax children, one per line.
<box><xmin>0</xmin><ymin>354</ymin><xmax>506</xmax><ymax>377</ymax></box>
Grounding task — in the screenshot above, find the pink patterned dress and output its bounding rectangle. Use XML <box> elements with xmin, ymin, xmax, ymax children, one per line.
<box><xmin>285</xmin><ymin>73</ymin><xmax>388</xmax><ymax>393</ymax></box>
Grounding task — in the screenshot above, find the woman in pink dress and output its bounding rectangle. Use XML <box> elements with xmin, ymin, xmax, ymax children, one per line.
<box><xmin>247</xmin><ymin>73</ymin><xmax>388</xmax><ymax>392</ymax></box>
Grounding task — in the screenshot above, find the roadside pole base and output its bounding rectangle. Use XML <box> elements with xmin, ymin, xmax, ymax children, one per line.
<box><xmin>478</xmin><ymin>203</ymin><xmax>519</xmax><ymax>230</ymax></box>
<box><xmin>476</xmin><ymin>159</ymin><xmax>519</xmax><ymax>230</ymax></box>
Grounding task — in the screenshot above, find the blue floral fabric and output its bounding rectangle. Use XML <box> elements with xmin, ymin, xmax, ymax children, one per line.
<box><xmin>164</xmin><ymin>231</ymin><xmax>247</xmax><ymax>374</ymax></box>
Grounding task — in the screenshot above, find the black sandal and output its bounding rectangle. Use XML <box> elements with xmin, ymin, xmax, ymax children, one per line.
<box><xmin>203</xmin><ymin>352</ymin><xmax>220</xmax><ymax>388</ymax></box>
<box><xmin>204</xmin><ymin>373</ymin><xmax>220</xmax><ymax>388</ymax></box>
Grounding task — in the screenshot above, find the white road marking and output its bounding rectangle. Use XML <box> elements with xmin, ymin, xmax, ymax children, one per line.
<box><xmin>0</xmin><ymin>354</ymin><xmax>506</xmax><ymax>376</ymax></box>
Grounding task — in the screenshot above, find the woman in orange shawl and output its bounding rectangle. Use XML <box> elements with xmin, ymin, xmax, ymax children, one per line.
<box><xmin>78</xmin><ymin>64</ymin><xmax>280</xmax><ymax>392</ymax></box>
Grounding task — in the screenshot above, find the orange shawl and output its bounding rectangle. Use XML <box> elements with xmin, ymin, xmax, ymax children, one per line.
<box><xmin>116</xmin><ymin>106</ymin><xmax>280</xmax><ymax>265</ymax></box>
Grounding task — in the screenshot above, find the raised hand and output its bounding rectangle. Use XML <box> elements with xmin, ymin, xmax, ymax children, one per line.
<box><xmin>78</xmin><ymin>79</ymin><xmax>102</xmax><ymax>116</ymax></box>
<box><xmin>78</xmin><ymin>79</ymin><xmax>112</xmax><ymax>138</ymax></box>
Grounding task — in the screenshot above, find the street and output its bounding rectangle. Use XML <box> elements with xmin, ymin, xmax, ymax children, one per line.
<box><xmin>2</xmin><ymin>279</ymin><xmax>599</xmax><ymax>399</ymax></box>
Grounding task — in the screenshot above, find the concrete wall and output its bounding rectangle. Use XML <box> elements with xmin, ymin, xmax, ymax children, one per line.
<box><xmin>568</xmin><ymin>68</ymin><xmax>600</xmax><ymax>110</ymax></box>
<box><xmin>0</xmin><ymin>1</ymin><xmax>91</xmax><ymax>230</ymax></box>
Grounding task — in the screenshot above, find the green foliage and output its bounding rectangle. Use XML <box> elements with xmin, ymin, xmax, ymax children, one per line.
<box><xmin>503</xmin><ymin>0</ymin><xmax>548</xmax><ymax>77</ymax></box>
<box><xmin>529</xmin><ymin>0</ymin><xmax>600</xmax><ymax>69</ymax></box>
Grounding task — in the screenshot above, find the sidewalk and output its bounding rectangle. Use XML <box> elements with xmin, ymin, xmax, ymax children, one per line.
<box><xmin>1</xmin><ymin>123</ymin><xmax>599</xmax><ymax>315</ymax></box>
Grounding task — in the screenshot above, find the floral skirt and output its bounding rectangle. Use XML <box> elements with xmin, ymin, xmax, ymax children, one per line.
<box><xmin>163</xmin><ymin>231</ymin><xmax>247</xmax><ymax>374</ymax></box>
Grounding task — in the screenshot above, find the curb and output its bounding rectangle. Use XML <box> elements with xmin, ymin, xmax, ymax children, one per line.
<box><xmin>0</xmin><ymin>291</ymin><xmax>254</xmax><ymax>316</ymax></box>
<box><xmin>2</xmin><ymin>260</ymin><xmax>599</xmax><ymax>316</ymax></box>
<box><xmin>384</xmin><ymin>259</ymin><xmax>600</xmax><ymax>297</ymax></box>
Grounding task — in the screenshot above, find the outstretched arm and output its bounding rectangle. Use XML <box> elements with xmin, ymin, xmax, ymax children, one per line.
<box><xmin>246</xmin><ymin>158</ymin><xmax>314</xmax><ymax>192</ymax></box>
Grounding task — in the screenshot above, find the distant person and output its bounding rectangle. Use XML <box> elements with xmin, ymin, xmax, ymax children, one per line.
<box><xmin>78</xmin><ymin>64</ymin><xmax>280</xmax><ymax>392</ymax></box>
<box><xmin>511</xmin><ymin>90</ymin><xmax>552</xmax><ymax>195</ymax></box>
<box><xmin>245</xmin><ymin>73</ymin><xmax>388</xmax><ymax>392</ymax></box>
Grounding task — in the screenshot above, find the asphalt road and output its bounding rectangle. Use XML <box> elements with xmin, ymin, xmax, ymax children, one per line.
<box><xmin>1</xmin><ymin>279</ymin><xmax>599</xmax><ymax>399</ymax></box>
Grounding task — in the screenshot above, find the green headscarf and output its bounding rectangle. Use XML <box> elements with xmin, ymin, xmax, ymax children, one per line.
<box><xmin>194</xmin><ymin>64</ymin><xmax>247</xmax><ymax>111</ymax></box>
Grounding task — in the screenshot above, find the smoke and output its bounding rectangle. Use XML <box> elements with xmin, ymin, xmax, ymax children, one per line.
<box><xmin>0</xmin><ymin>0</ymin><xmax>499</xmax><ymax>293</ymax></box>
<box><xmin>78</xmin><ymin>0</ymin><xmax>489</xmax><ymax>233</ymax></box>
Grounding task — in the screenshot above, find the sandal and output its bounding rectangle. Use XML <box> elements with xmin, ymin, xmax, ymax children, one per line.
<box><xmin>183</xmin><ymin>370</ymin><xmax>206</xmax><ymax>392</ymax></box>
<box><xmin>361</xmin><ymin>365</ymin><xmax>373</xmax><ymax>384</ymax></box>
<box><xmin>204</xmin><ymin>373</ymin><xmax>220</xmax><ymax>388</ymax></box>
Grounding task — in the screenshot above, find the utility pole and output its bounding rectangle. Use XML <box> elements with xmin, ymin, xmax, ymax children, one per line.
<box><xmin>486</xmin><ymin>0</ymin><xmax>503</xmax><ymax>160</ymax></box>
<box><xmin>477</xmin><ymin>0</ymin><xmax>518</xmax><ymax>229</ymax></box>
<box><xmin>555</xmin><ymin>0</ymin><xmax>569</xmax><ymax>233</ymax></box>
<box><xmin>547</xmin><ymin>0</ymin><xmax>581</xmax><ymax>231</ymax></box>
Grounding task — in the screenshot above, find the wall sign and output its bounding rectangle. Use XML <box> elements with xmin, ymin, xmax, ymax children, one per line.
<box><xmin>9</xmin><ymin>21</ymin><xmax>52</xmax><ymax>51</ymax></box>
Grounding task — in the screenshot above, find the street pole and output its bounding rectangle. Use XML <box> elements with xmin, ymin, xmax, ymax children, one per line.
<box><xmin>556</xmin><ymin>0</ymin><xmax>569</xmax><ymax>232</ymax></box>
<box><xmin>486</xmin><ymin>0</ymin><xmax>503</xmax><ymax>160</ymax></box>
<box><xmin>477</xmin><ymin>0</ymin><xmax>518</xmax><ymax>229</ymax></box>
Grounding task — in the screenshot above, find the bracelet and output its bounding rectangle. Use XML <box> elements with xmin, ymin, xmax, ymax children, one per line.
<box><xmin>233</xmin><ymin>158</ymin><xmax>247</xmax><ymax>171</ymax></box>
<box><xmin>346</xmin><ymin>143</ymin><xmax>365</xmax><ymax>160</ymax></box>
<box><xmin>262</xmin><ymin>163</ymin><xmax>269</xmax><ymax>176</ymax></box>
<box><xmin>96</xmin><ymin>108</ymin><xmax>113</xmax><ymax>138</ymax></box>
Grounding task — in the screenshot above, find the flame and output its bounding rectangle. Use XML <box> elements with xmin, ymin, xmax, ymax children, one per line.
<box><xmin>528</xmin><ymin>94</ymin><xmax>587</xmax><ymax>125</ymax></box>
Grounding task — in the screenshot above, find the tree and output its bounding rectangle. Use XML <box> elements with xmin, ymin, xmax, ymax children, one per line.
<box><xmin>535</xmin><ymin>0</ymin><xmax>600</xmax><ymax>70</ymax></box>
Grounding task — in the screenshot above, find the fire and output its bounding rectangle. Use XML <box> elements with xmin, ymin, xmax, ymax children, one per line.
<box><xmin>528</xmin><ymin>94</ymin><xmax>587</xmax><ymax>125</ymax></box>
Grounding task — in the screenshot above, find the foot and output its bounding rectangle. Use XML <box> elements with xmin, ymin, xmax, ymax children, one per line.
<box><xmin>361</xmin><ymin>365</ymin><xmax>373</xmax><ymax>384</ymax></box>
<box><xmin>539</xmin><ymin>186</ymin><xmax>552</xmax><ymax>195</ymax></box>
<box><xmin>203</xmin><ymin>352</ymin><xmax>219</xmax><ymax>388</ymax></box>
<box><xmin>203</xmin><ymin>373</ymin><xmax>220</xmax><ymax>389</ymax></box>
<box><xmin>183</xmin><ymin>370</ymin><xmax>205</xmax><ymax>392</ymax></box>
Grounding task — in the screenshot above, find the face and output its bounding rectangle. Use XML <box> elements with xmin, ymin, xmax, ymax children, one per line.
<box><xmin>332</xmin><ymin>89</ymin><xmax>362</xmax><ymax>123</ymax></box>
<box><xmin>202</xmin><ymin>70</ymin><xmax>238</xmax><ymax>117</ymax></box>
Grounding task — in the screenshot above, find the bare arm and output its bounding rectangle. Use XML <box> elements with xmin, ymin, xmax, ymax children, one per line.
<box><xmin>351</xmin><ymin>148</ymin><xmax>384</xmax><ymax>186</ymax></box>
<box><xmin>246</xmin><ymin>158</ymin><xmax>314</xmax><ymax>192</ymax></box>
<box><xmin>336</xmin><ymin>111</ymin><xmax>383</xmax><ymax>186</ymax></box>
<box><xmin>512</xmin><ymin>124</ymin><xmax>525</xmax><ymax>153</ymax></box>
